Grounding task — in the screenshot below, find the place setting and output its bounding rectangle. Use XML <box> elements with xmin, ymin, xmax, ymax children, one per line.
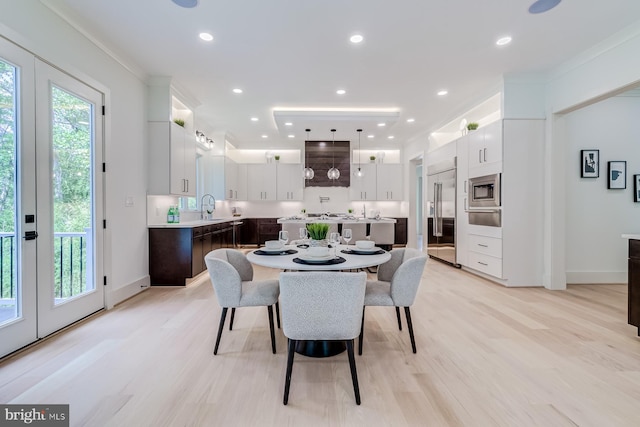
<box><xmin>253</xmin><ymin>232</ymin><xmax>298</xmax><ymax>256</ymax></box>
<box><xmin>293</xmin><ymin>232</ymin><xmax>346</xmax><ymax>265</ymax></box>
<box><xmin>341</xmin><ymin>239</ymin><xmax>386</xmax><ymax>255</ymax></box>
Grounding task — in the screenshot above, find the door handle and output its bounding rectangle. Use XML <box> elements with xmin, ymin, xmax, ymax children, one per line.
<box><xmin>483</xmin><ymin>148</ymin><xmax>487</xmax><ymax>163</ymax></box>
<box><xmin>479</xmin><ymin>150</ymin><xmax>482</xmax><ymax>163</ymax></box>
<box><xmin>23</xmin><ymin>231</ymin><xmax>38</xmax><ymax>240</ymax></box>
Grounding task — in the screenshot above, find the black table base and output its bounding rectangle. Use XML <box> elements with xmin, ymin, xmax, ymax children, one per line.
<box><xmin>295</xmin><ymin>340</ymin><xmax>346</xmax><ymax>357</ymax></box>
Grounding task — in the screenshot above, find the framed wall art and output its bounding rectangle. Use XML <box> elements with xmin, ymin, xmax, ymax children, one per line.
<box><xmin>607</xmin><ymin>161</ymin><xmax>626</xmax><ymax>189</ymax></box>
<box><xmin>580</xmin><ymin>149</ymin><xmax>599</xmax><ymax>178</ymax></box>
<box><xmin>634</xmin><ymin>174</ymin><xmax>640</xmax><ymax>202</ymax></box>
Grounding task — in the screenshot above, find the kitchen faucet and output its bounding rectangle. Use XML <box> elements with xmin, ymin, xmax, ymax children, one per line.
<box><xmin>201</xmin><ymin>193</ymin><xmax>215</xmax><ymax>220</ymax></box>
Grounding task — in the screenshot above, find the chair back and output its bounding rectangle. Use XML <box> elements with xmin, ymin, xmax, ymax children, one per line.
<box><xmin>279</xmin><ymin>272</ymin><xmax>366</xmax><ymax>341</ymax></box>
<box><xmin>377</xmin><ymin>248</ymin><xmax>405</xmax><ymax>282</ymax></box>
<box><xmin>281</xmin><ymin>222</ymin><xmax>303</xmax><ymax>243</ymax></box>
<box><xmin>204</xmin><ymin>250</ymin><xmax>244</xmax><ymax>307</ymax></box>
<box><xmin>341</xmin><ymin>222</ymin><xmax>367</xmax><ymax>242</ymax></box>
<box><xmin>369</xmin><ymin>222</ymin><xmax>394</xmax><ymax>245</ymax></box>
<box><xmin>390</xmin><ymin>249</ymin><xmax>427</xmax><ymax>306</ymax></box>
<box><xmin>208</xmin><ymin>248</ymin><xmax>253</xmax><ymax>281</ymax></box>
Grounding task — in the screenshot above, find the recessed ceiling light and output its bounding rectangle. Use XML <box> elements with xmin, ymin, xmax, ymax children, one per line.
<box><xmin>250</xmin><ymin>117</ymin><xmax>259</xmax><ymax>122</ymax></box>
<box><xmin>199</xmin><ymin>32</ymin><xmax>213</xmax><ymax>42</ymax></box>
<box><xmin>529</xmin><ymin>0</ymin><xmax>561</xmax><ymax>14</ymax></box>
<box><xmin>233</xmin><ymin>88</ymin><xmax>243</xmax><ymax>94</ymax></box>
<box><xmin>284</xmin><ymin>122</ymin><xmax>293</xmax><ymax>126</ymax></box>
<box><xmin>407</xmin><ymin>118</ymin><xmax>415</xmax><ymax>123</ymax></box>
<box><xmin>288</xmin><ymin>134</ymin><xmax>295</xmax><ymax>138</ymax></box>
<box><xmin>437</xmin><ymin>90</ymin><xmax>448</xmax><ymax>96</ymax></box>
<box><xmin>350</xmin><ymin>34</ymin><xmax>364</xmax><ymax>44</ymax></box>
<box><xmin>367</xmin><ymin>135</ymin><xmax>374</xmax><ymax>139</ymax></box>
<box><xmin>496</xmin><ymin>36</ymin><xmax>512</xmax><ymax>46</ymax></box>
<box><xmin>336</xmin><ymin>89</ymin><xmax>346</xmax><ymax>95</ymax></box>
<box><xmin>261</xmin><ymin>135</ymin><xmax>268</xmax><ymax>139</ymax></box>
<box><xmin>377</xmin><ymin>123</ymin><xmax>386</xmax><ymax>127</ymax></box>
<box><xmin>172</xmin><ymin>0</ymin><xmax>198</xmax><ymax>8</ymax></box>
<box><xmin>388</xmin><ymin>136</ymin><xmax>395</xmax><ymax>140</ymax></box>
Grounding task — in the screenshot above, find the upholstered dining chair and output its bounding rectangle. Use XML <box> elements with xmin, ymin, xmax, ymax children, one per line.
<box><xmin>205</xmin><ymin>249</ymin><xmax>280</xmax><ymax>355</ymax></box>
<box><xmin>359</xmin><ymin>248</ymin><xmax>427</xmax><ymax>355</ymax></box>
<box><xmin>341</xmin><ymin>222</ymin><xmax>368</xmax><ymax>243</ymax></box>
<box><xmin>279</xmin><ymin>271</ymin><xmax>367</xmax><ymax>405</ymax></box>
<box><xmin>368</xmin><ymin>222</ymin><xmax>395</xmax><ymax>251</ymax></box>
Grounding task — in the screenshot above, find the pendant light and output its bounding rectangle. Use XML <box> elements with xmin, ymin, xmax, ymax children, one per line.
<box><xmin>354</xmin><ymin>129</ymin><xmax>364</xmax><ymax>178</ymax></box>
<box><xmin>303</xmin><ymin>129</ymin><xmax>315</xmax><ymax>180</ymax></box>
<box><xmin>327</xmin><ymin>129</ymin><xmax>340</xmax><ymax>180</ymax></box>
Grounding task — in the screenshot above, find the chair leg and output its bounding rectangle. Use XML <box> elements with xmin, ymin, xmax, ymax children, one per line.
<box><xmin>404</xmin><ymin>306</ymin><xmax>417</xmax><ymax>354</ymax></box>
<box><xmin>229</xmin><ymin>307</ymin><xmax>236</xmax><ymax>331</ymax></box>
<box><xmin>358</xmin><ymin>307</ymin><xmax>365</xmax><ymax>356</ymax></box>
<box><xmin>283</xmin><ymin>339</ymin><xmax>296</xmax><ymax>405</ymax></box>
<box><xmin>275</xmin><ymin>301</ymin><xmax>281</xmax><ymax>329</ymax></box>
<box><xmin>346</xmin><ymin>339</ymin><xmax>362</xmax><ymax>405</ymax></box>
<box><xmin>213</xmin><ymin>307</ymin><xmax>228</xmax><ymax>355</ymax></box>
<box><xmin>267</xmin><ymin>305</ymin><xmax>276</xmax><ymax>354</ymax></box>
<box><xmin>395</xmin><ymin>306</ymin><xmax>402</xmax><ymax>331</ymax></box>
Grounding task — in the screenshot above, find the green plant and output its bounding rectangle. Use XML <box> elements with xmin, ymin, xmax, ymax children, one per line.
<box><xmin>300</xmin><ymin>208</ymin><xmax>306</xmax><ymax>213</ymax></box>
<box><xmin>347</xmin><ymin>208</ymin><xmax>354</xmax><ymax>214</ymax></box>
<box><xmin>173</xmin><ymin>118</ymin><xmax>185</xmax><ymax>127</ymax></box>
<box><xmin>306</xmin><ymin>223</ymin><xmax>329</xmax><ymax>240</ymax></box>
<box><xmin>370</xmin><ymin>155</ymin><xmax>376</xmax><ymax>161</ymax></box>
<box><xmin>467</xmin><ymin>122</ymin><xmax>478</xmax><ymax>130</ymax></box>
<box><xmin>274</xmin><ymin>155</ymin><xmax>280</xmax><ymax>160</ymax></box>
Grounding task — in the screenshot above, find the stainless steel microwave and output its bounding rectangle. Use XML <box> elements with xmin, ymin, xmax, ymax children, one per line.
<box><xmin>468</xmin><ymin>173</ymin><xmax>501</xmax><ymax>208</ymax></box>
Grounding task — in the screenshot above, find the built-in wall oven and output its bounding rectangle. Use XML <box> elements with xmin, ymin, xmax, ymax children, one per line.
<box><xmin>468</xmin><ymin>173</ymin><xmax>501</xmax><ymax>227</ymax></box>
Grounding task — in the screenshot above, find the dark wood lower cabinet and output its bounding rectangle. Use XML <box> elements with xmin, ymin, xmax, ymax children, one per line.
<box><xmin>393</xmin><ymin>218</ymin><xmax>408</xmax><ymax>245</ymax></box>
<box><xmin>629</xmin><ymin>239</ymin><xmax>640</xmax><ymax>335</ymax></box>
<box><xmin>149</xmin><ymin>221</ymin><xmax>234</xmax><ymax>286</ymax></box>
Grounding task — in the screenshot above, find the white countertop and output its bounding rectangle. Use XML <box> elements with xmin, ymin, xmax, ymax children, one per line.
<box><xmin>148</xmin><ymin>217</ymin><xmax>245</xmax><ymax>228</ymax></box>
<box><xmin>622</xmin><ymin>234</ymin><xmax>640</xmax><ymax>239</ymax></box>
<box><xmin>277</xmin><ymin>217</ymin><xmax>396</xmax><ymax>224</ymax></box>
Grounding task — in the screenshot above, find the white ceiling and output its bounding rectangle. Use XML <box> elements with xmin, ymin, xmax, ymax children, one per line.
<box><xmin>44</xmin><ymin>0</ymin><xmax>640</xmax><ymax>149</ymax></box>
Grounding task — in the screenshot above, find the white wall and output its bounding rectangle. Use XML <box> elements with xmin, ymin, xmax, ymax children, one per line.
<box><xmin>0</xmin><ymin>1</ymin><xmax>150</xmax><ymax>303</ymax></box>
<box><xmin>563</xmin><ymin>95</ymin><xmax>640</xmax><ymax>283</ymax></box>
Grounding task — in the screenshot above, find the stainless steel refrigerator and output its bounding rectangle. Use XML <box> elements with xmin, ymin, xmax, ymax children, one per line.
<box><xmin>427</xmin><ymin>158</ymin><xmax>457</xmax><ymax>265</ymax></box>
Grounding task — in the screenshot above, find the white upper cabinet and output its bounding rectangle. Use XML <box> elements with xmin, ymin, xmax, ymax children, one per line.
<box><xmin>276</xmin><ymin>163</ymin><xmax>303</xmax><ymax>200</ymax></box>
<box><xmin>376</xmin><ymin>164</ymin><xmax>403</xmax><ymax>200</ymax></box>
<box><xmin>349</xmin><ymin>163</ymin><xmax>377</xmax><ymax>200</ymax></box>
<box><xmin>468</xmin><ymin>120</ymin><xmax>502</xmax><ymax>177</ymax></box>
<box><xmin>148</xmin><ymin>122</ymin><xmax>196</xmax><ymax>196</ymax></box>
<box><xmin>247</xmin><ymin>163</ymin><xmax>277</xmax><ymax>201</ymax></box>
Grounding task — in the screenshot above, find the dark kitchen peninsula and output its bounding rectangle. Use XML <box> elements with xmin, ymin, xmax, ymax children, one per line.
<box><xmin>626</xmin><ymin>235</ymin><xmax>640</xmax><ymax>335</ymax></box>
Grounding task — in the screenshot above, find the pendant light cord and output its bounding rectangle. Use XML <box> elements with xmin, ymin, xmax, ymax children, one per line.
<box><xmin>331</xmin><ymin>129</ymin><xmax>336</xmax><ymax>169</ymax></box>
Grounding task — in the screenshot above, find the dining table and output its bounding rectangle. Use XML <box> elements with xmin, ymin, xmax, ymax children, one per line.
<box><xmin>246</xmin><ymin>243</ymin><xmax>392</xmax><ymax>358</ymax></box>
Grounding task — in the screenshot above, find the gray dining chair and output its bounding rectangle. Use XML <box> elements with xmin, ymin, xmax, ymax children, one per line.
<box><xmin>205</xmin><ymin>249</ymin><xmax>280</xmax><ymax>355</ymax></box>
<box><xmin>279</xmin><ymin>271</ymin><xmax>367</xmax><ymax>405</ymax></box>
<box><xmin>359</xmin><ymin>248</ymin><xmax>427</xmax><ymax>354</ymax></box>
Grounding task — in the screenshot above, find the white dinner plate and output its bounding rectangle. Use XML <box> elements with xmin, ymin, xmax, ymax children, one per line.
<box><xmin>298</xmin><ymin>253</ymin><xmax>333</xmax><ymax>262</ymax></box>
<box><xmin>352</xmin><ymin>247</ymin><xmax>379</xmax><ymax>254</ymax></box>
<box><xmin>259</xmin><ymin>247</ymin><xmax>286</xmax><ymax>253</ymax></box>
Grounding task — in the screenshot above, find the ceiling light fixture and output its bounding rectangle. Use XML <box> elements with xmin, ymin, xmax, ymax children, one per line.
<box><xmin>529</xmin><ymin>0</ymin><xmax>561</xmax><ymax>14</ymax></box>
<box><xmin>288</xmin><ymin>134</ymin><xmax>295</xmax><ymax>138</ymax></box>
<box><xmin>327</xmin><ymin>129</ymin><xmax>340</xmax><ymax>180</ymax></box>
<box><xmin>367</xmin><ymin>135</ymin><xmax>374</xmax><ymax>139</ymax></box>
<box><xmin>336</xmin><ymin>89</ymin><xmax>346</xmax><ymax>95</ymax></box>
<box><xmin>199</xmin><ymin>32</ymin><xmax>213</xmax><ymax>41</ymax></box>
<box><xmin>285</xmin><ymin>122</ymin><xmax>293</xmax><ymax>126</ymax></box>
<box><xmin>350</xmin><ymin>34</ymin><xmax>364</xmax><ymax>44</ymax></box>
<box><xmin>303</xmin><ymin>129</ymin><xmax>314</xmax><ymax>180</ymax></box>
<box><xmin>388</xmin><ymin>136</ymin><xmax>395</xmax><ymax>140</ymax></box>
<box><xmin>496</xmin><ymin>36</ymin><xmax>512</xmax><ymax>46</ymax></box>
<box><xmin>250</xmin><ymin>117</ymin><xmax>259</xmax><ymax>122</ymax></box>
<box><xmin>437</xmin><ymin>90</ymin><xmax>448</xmax><ymax>96</ymax></box>
<box><xmin>172</xmin><ymin>0</ymin><xmax>198</xmax><ymax>8</ymax></box>
<box><xmin>354</xmin><ymin>129</ymin><xmax>364</xmax><ymax>178</ymax></box>
<box><xmin>407</xmin><ymin>118</ymin><xmax>415</xmax><ymax>123</ymax></box>
<box><xmin>261</xmin><ymin>134</ymin><xmax>268</xmax><ymax>138</ymax></box>
<box><xmin>377</xmin><ymin>123</ymin><xmax>386</xmax><ymax>127</ymax></box>
<box><xmin>232</xmin><ymin>88</ymin><xmax>243</xmax><ymax>94</ymax></box>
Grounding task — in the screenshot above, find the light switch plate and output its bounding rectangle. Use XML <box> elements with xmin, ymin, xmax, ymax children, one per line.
<box><xmin>125</xmin><ymin>196</ymin><xmax>134</xmax><ymax>207</ymax></box>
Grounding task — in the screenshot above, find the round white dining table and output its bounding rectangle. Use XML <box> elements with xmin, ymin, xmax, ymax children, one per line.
<box><xmin>246</xmin><ymin>244</ymin><xmax>391</xmax><ymax>271</ymax></box>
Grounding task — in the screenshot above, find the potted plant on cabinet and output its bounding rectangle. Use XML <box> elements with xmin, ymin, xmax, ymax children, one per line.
<box><xmin>467</xmin><ymin>122</ymin><xmax>479</xmax><ymax>131</ymax></box>
<box><xmin>370</xmin><ymin>155</ymin><xmax>376</xmax><ymax>163</ymax></box>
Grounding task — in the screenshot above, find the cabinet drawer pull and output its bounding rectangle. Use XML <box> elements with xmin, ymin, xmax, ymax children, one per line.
<box><xmin>478</xmin><ymin>244</ymin><xmax>488</xmax><ymax>247</ymax></box>
<box><xmin>479</xmin><ymin>150</ymin><xmax>482</xmax><ymax>163</ymax></box>
<box><xmin>478</xmin><ymin>261</ymin><xmax>488</xmax><ymax>266</ymax></box>
<box><xmin>483</xmin><ymin>148</ymin><xmax>487</xmax><ymax>163</ymax></box>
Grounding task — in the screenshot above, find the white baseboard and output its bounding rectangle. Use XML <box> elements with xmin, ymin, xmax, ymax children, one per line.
<box><xmin>565</xmin><ymin>271</ymin><xmax>626</xmax><ymax>284</ymax></box>
<box><xmin>107</xmin><ymin>275</ymin><xmax>150</xmax><ymax>308</ymax></box>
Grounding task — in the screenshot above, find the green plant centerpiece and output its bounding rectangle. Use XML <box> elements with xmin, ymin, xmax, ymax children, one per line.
<box><xmin>306</xmin><ymin>223</ymin><xmax>329</xmax><ymax>246</ymax></box>
<box><xmin>173</xmin><ymin>118</ymin><xmax>185</xmax><ymax>127</ymax></box>
<box><xmin>467</xmin><ymin>122</ymin><xmax>479</xmax><ymax>131</ymax></box>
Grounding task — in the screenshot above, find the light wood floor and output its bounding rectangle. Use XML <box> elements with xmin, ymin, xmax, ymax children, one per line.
<box><xmin>1</xmin><ymin>259</ymin><xmax>639</xmax><ymax>426</ymax></box>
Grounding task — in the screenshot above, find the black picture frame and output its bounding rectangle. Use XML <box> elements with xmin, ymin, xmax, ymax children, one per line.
<box><xmin>607</xmin><ymin>161</ymin><xmax>626</xmax><ymax>189</ymax></box>
<box><xmin>634</xmin><ymin>174</ymin><xmax>640</xmax><ymax>202</ymax></box>
<box><xmin>580</xmin><ymin>149</ymin><xmax>599</xmax><ymax>178</ymax></box>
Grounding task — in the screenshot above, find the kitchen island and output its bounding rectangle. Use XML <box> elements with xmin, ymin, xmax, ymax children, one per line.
<box><xmin>623</xmin><ymin>234</ymin><xmax>640</xmax><ymax>335</ymax></box>
<box><xmin>277</xmin><ymin>216</ymin><xmax>397</xmax><ymax>224</ymax></box>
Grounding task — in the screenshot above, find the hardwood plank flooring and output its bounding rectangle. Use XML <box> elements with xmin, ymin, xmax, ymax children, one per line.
<box><xmin>1</xmin><ymin>259</ymin><xmax>639</xmax><ymax>426</ymax></box>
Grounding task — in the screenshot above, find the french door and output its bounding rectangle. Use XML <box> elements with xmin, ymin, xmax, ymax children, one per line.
<box><xmin>0</xmin><ymin>37</ymin><xmax>104</xmax><ymax>357</ymax></box>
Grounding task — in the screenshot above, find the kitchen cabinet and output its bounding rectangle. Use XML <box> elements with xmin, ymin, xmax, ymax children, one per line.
<box><xmin>149</xmin><ymin>221</ymin><xmax>235</xmax><ymax>286</ymax></box>
<box><xmin>223</xmin><ymin>157</ymin><xmax>246</xmax><ymax>201</ymax></box>
<box><xmin>456</xmin><ymin>135</ymin><xmax>469</xmax><ymax>266</ymax></box>
<box><xmin>148</xmin><ymin>122</ymin><xmax>196</xmax><ymax>196</ymax></box>
<box><xmin>257</xmin><ymin>218</ymin><xmax>280</xmax><ymax>244</ymax></box>
<box><xmin>349</xmin><ymin>163</ymin><xmax>377</xmax><ymax>200</ymax></box>
<box><xmin>276</xmin><ymin>163</ymin><xmax>303</xmax><ymax>200</ymax></box>
<box><xmin>393</xmin><ymin>218</ymin><xmax>408</xmax><ymax>245</ymax></box>
<box><xmin>468</xmin><ymin>120</ymin><xmax>502</xmax><ymax>178</ymax></box>
<box><xmin>629</xmin><ymin>239</ymin><xmax>640</xmax><ymax>335</ymax></box>
<box><xmin>247</xmin><ymin>164</ymin><xmax>277</xmax><ymax>201</ymax></box>
<box><xmin>376</xmin><ymin>164</ymin><xmax>403</xmax><ymax>200</ymax></box>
